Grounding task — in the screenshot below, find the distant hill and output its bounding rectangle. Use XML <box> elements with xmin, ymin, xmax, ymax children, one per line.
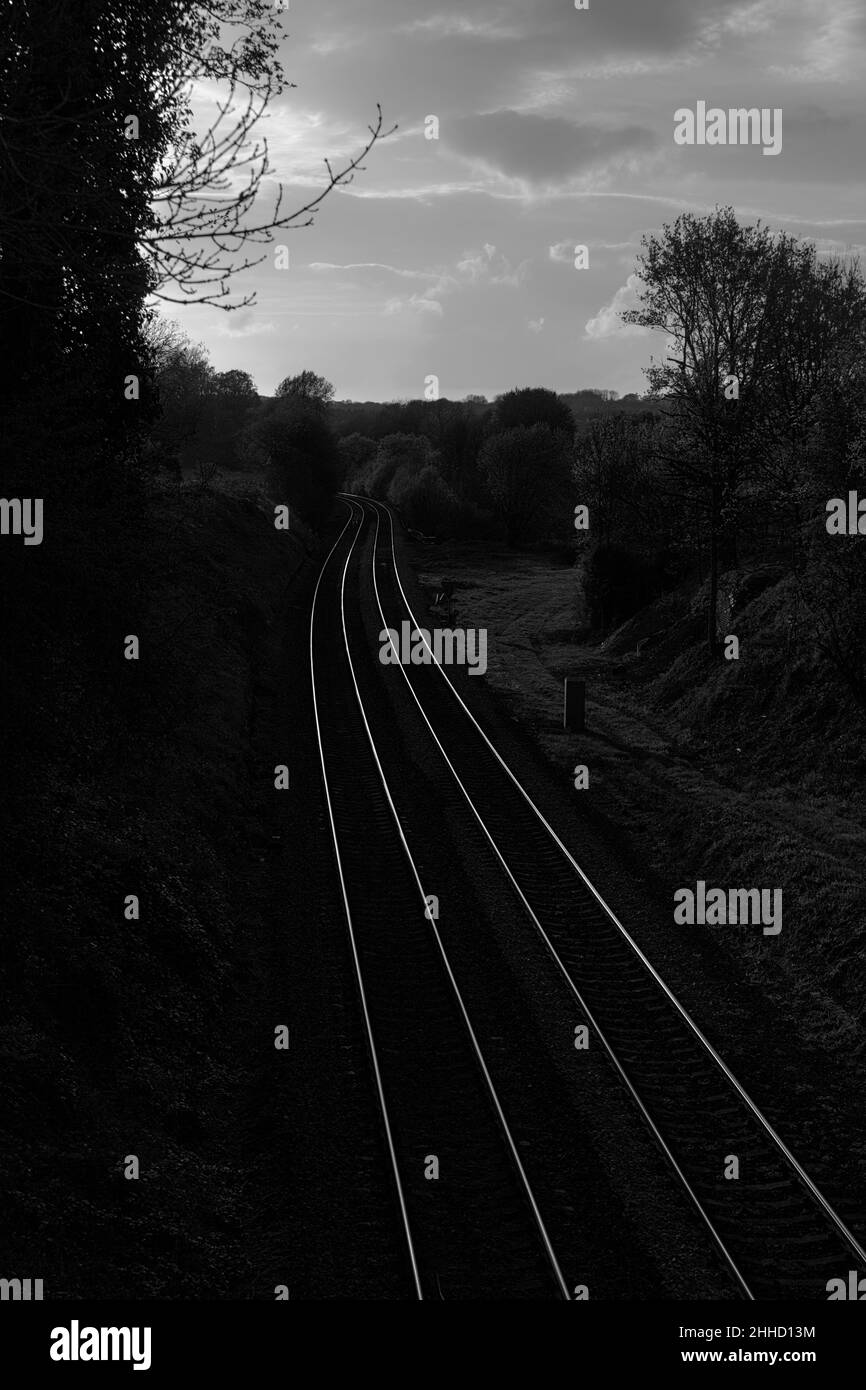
<box><xmin>328</xmin><ymin>390</ymin><xmax>655</xmax><ymax>440</ymax></box>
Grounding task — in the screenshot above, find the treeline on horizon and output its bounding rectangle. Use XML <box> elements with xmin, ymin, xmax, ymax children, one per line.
<box><xmin>146</xmin><ymin>335</ymin><xmax>653</xmax><ymax>531</ymax></box>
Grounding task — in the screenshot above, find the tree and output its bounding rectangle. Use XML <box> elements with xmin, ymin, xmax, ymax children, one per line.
<box><xmin>753</xmin><ymin>256</ymin><xmax>866</xmax><ymax>566</ymax></box>
<box><xmin>0</xmin><ymin>1</ymin><xmax>389</xmax><ymax>492</ymax></box>
<box><xmin>200</xmin><ymin>369</ymin><xmax>260</xmax><ymax>469</ymax></box>
<box><xmin>388</xmin><ymin>464</ymin><xmax>460</xmax><ymax>534</ymax></box>
<box><xmin>796</xmin><ymin>337</ymin><xmax>866</xmax><ymax>713</ymax></box>
<box><xmin>241</xmin><ymin>393</ymin><xmax>340</xmax><ymax>523</ymax></box>
<box><xmin>493</xmin><ymin>386</ymin><xmax>574</xmax><ymax>435</ymax></box>
<box><xmin>479</xmin><ymin>424</ymin><xmax>573</xmax><ymax>545</ymax></box>
<box><xmin>274</xmin><ymin>371</ymin><xmax>336</xmax><ymax>409</ymax></box>
<box><xmin>145</xmin><ymin>4</ymin><xmax>392</xmax><ymax>310</ymax></box>
<box><xmin>358</xmin><ymin>433</ymin><xmax>435</xmax><ymax>497</ymax></box>
<box><xmin>215</xmin><ymin>369</ymin><xmax>258</xmax><ymax>399</ymax></box>
<box><xmin>337</xmin><ymin>434</ymin><xmax>378</xmax><ymax>487</ymax></box>
<box><xmin>623</xmin><ymin>208</ymin><xmax>817</xmax><ymax>654</ymax></box>
<box><xmin>574</xmin><ymin>415</ymin><xmax>660</xmax><ymax>549</ymax></box>
<box><xmin>150</xmin><ymin>335</ymin><xmax>215</xmax><ymax>469</ymax></box>
<box><xmin>0</xmin><ymin>0</ymin><xmax>183</xmax><ymax>488</ymax></box>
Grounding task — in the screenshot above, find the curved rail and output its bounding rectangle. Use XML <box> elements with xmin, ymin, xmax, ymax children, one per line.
<box><xmin>312</xmin><ymin>498</ymin><xmax>570</xmax><ymax>1299</ymax></box>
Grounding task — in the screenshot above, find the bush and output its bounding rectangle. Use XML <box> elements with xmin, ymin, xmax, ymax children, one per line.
<box><xmin>352</xmin><ymin>433</ymin><xmax>434</xmax><ymax>497</ymax></box>
<box><xmin>337</xmin><ymin>433</ymin><xmax>378</xmax><ymax>487</ymax></box>
<box><xmin>384</xmin><ymin>461</ymin><xmax>504</xmax><ymax>540</ymax></box>
<box><xmin>387</xmin><ymin>463</ymin><xmax>456</xmax><ymax>530</ymax></box>
<box><xmin>582</xmin><ymin>541</ymin><xmax>664</xmax><ymax>632</ymax></box>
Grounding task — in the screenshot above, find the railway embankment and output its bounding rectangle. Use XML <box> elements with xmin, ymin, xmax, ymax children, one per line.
<box><xmin>1</xmin><ymin>476</ymin><xmax>329</xmax><ymax>1296</ymax></box>
<box><xmin>405</xmin><ymin>536</ymin><xmax>866</xmax><ymax>1068</ymax></box>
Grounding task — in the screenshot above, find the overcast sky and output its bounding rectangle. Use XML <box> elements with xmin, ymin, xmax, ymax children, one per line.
<box><xmin>168</xmin><ymin>0</ymin><xmax>866</xmax><ymax>401</ymax></box>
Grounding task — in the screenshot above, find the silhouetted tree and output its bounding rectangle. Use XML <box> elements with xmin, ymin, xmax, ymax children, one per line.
<box><xmin>574</xmin><ymin>415</ymin><xmax>663</xmax><ymax>549</ymax></box>
<box><xmin>275</xmin><ymin>371</ymin><xmax>336</xmax><ymax>409</ymax></box>
<box><xmin>480</xmin><ymin>424</ymin><xmax>573</xmax><ymax>545</ymax></box>
<box><xmin>150</xmin><ymin>335</ymin><xmax>214</xmax><ymax>466</ymax></box>
<box><xmin>493</xmin><ymin>386</ymin><xmax>574</xmax><ymax>435</ymax></box>
<box><xmin>624</xmin><ymin>208</ymin><xmax>820</xmax><ymax>654</ymax></box>
<box><xmin>241</xmin><ymin>393</ymin><xmax>340</xmax><ymax>523</ymax></box>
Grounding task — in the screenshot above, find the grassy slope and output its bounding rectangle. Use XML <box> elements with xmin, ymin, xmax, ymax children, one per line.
<box><xmin>0</xmin><ymin>475</ymin><xmax>314</xmax><ymax>1296</ymax></box>
<box><xmin>409</xmin><ymin>540</ymin><xmax>866</xmax><ymax>1059</ymax></box>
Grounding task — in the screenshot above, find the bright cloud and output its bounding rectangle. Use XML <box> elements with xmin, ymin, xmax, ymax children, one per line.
<box><xmin>584</xmin><ymin>275</ymin><xmax>650</xmax><ymax>340</ymax></box>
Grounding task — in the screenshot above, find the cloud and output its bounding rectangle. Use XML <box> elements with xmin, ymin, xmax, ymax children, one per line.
<box><xmin>400</xmin><ymin>14</ymin><xmax>524</xmax><ymax>40</ymax></box>
<box><xmin>808</xmin><ymin>237</ymin><xmax>866</xmax><ymax>259</ymax></box>
<box><xmin>309</xmin><ymin>261</ymin><xmax>430</xmax><ymax>280</ymax></box>
<box><xmin>550</xmin><ymin>236</ymin><xmax>643</xmax><ymax>265</ymax></box>
<box><xmin>304</xmin><ymin>243</ymin><xmax>530</xmax><ymax>323</ymax></box>
<box><xmin>336</xmin><ymin>179</ymin><xmax>499</xmax><ymax>201</ymax></box>
<box><xmin>216</xmin><ymin>316</ymin><xmax>276</xmax><ymax>339</ymax></box>
<box><xmin>584</xmin><ymin>275</ymin><xmax>650</xmax><ymax>339</ymax></box>
<box><xmin>383</xmin><ymin>293</ymin><xmax>443</xmax><ymax>317</ymax></box>
<box><xmin>451</xmin><ymin>243</ymin><xmax>526</xmax><ymax>287</ymax></box>
<box><xmin>765</xmin><ymin>0</ymin><xmax>863</xmax><ymax>82</ymax></box>
<box><xmin>396</xmin><ymin>244</ymin><xmax>529</xmax><ymax>301</ymax></box>
<box><xmin>528</xmin><ymin>317</ymin><xmax>545</xmax><ymax>333</ymax></box>
<box><xmin>445</xmin><ymin>110</ymin><xmax>658</xmax><ymax>187</ymax></box>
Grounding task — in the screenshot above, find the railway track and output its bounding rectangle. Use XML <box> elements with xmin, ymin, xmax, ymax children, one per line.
<box><xmin>310</xmin><ymin>501</ymin><xmax>571</xmax><ymax>1300</ymax></box>
<box><xmin>348</xmin><ymin>492</ymin><xmax>866</xmax><ymax>1301</ymax></box>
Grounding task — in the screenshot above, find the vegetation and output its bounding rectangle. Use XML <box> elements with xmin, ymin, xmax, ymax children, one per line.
<box><xmin>0</xmin><ymin>1</ymin><xmax>387</xmax><ymax>1295</ymax></box>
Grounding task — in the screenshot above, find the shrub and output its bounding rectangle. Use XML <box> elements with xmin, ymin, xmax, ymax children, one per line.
<box><xmin>582</xmin><ymin>541</ymin><xmax>664</xmax><ymax>632</ymax></box>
